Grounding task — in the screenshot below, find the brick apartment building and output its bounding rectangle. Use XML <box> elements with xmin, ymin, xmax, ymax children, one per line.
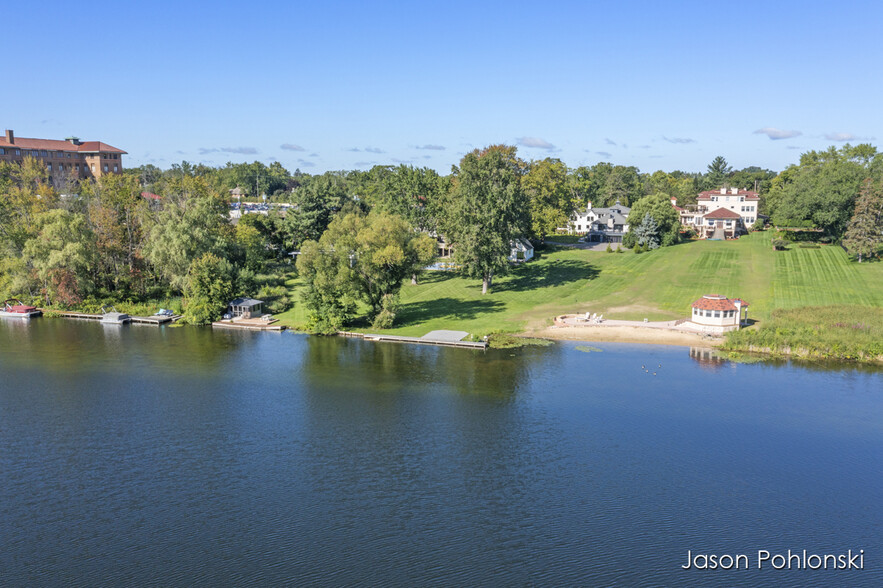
<box><xmin>0</xmin><ymin>129</ymin><xmax>126</xmax><ymax>180</ymax></box>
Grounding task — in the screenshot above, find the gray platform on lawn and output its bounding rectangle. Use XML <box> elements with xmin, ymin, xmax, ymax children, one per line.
<box><xmin>421</xmin><ymin>330</ymin><xmax>470</xmax><ymax>342</ymax></box>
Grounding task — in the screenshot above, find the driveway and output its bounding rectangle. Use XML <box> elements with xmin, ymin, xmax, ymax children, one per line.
<box><xmin>545</xmin><ymin>240</ymin><xmax>621</xmax><ymax>252</ymax></box>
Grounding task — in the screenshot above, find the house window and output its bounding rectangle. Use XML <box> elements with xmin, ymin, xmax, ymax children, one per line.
<box><xmin>103</xmin><ymin>164</ymin><xmax>108</xmax><ymax>172</ymax></box>
<box><xmin>66</xmin><ymin>153</ymin><xmax>71</xmax><ymax>158</ymax></box>
<box><xmin>15</xmin><ymin>149</ymin><xmax>21</xmax><ymax>155</ymax></box>
<box><xmin>0</xmin><ymin>148</ymin><xmax>4</xmax><ymax>154</ymax></box>
<box><xmin>114</xmin><ymin>165</ymin><xmax>118</xmax><ymax>172</ymax></box>
<box><xmin>90</xmin><ymin>164</ymin><xmax>95</xmax><ymax>172</ymax></box>
<box><xmin>47</xmin><ymin>164</ymin><xmax>52</xmax><ymax>171</ymax></box>
<box><xmin>714</xmin><ymin>311</ymin><xmax>721</xmax><ymax>318</ymax></box>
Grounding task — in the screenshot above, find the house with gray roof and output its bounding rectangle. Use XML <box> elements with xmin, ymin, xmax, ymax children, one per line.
<box><xmin>227</xmin><ymin>297</ymin><xmax>263</xmax><ymax>318</ymax></box>
<box><xmin>564</xmin><ymin>200</ymin><xmax>631</xmax><ymax>243</ymax></box>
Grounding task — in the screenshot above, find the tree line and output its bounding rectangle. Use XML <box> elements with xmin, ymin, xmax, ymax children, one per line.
<box><xmin>1</xmin><ymin>144</ymin><xmax>881</xmax><ymax>330</ymax></box>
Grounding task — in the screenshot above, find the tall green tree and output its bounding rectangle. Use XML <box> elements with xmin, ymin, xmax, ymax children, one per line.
<box><xmin>765</xmin><ymin>144</ymin><xmax>879</xmax><ymax>236</ymax></box>
<box><xmin>843</xmin><ymin>178</ymin><xmax>883</xmax><ymax>262</ymax></box>
<box><xmin>142</xmin><ymin>177</ymin><xmax>231</xmax><ymax>292</ymax></box>
<box><xmin>704</xmin><ymin>156</ymin><xmax>733</xmax><ymax>189</ymax></box>
<box><xmin>442</xmin><ymin>145</ymin><xmax>530</xmax><ymax>294</ymax></box>
<box><xmin>522</xmin><ymin>158</ymin><xmax>571</xmax><ymax>239</ymax></box>
<box><xmin>183</xmin><ymin>253</ymin><xmax>235</xmax><ymax>324</ymax></box>
<box><xmin>297</xmin><ymin>211</ymin><xmax>436</xmax><ymax>330</ymax></box>
<box><xmin>625</xmin><ymin>193</ymin><xmax>681</xmax><ymax>247</ymax></box>
<box><xmin>21</xmin><ymin>209</ymin><xmax>96</xmax><ymax>305</ymax></box>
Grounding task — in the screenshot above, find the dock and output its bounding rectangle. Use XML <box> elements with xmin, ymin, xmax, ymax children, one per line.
<box><xmin>211</xmin><ymin>317</ymin><xmax>285</xmax><ymax>331</ymax></box>
<box><xmin>338</xmin><ymin>330</ymin><xmax>486</xmax><ymax>349</ymax></box>
<box><xmin>45</xmin><ymin>310</ymin><xmax>182</xmax><ymax>325</ymax></box>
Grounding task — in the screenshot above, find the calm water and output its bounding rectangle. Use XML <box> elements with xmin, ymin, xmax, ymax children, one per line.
<box><xmin>0</xmin><ymin>319</ymin><xmax>880</xmax><ymax>587</ymax></box>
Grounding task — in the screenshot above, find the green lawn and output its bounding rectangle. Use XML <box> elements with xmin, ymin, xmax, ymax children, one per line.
<box><xmin>275</xmin><ymin>232</ymin><xmax>883</xmax><ymax>339</ymax></box>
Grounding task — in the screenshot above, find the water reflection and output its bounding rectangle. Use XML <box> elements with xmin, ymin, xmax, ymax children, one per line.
<box><xmin>301</xmin><ymin>335</ymin><xmax>562</xmax><ymax>399</ymax></box>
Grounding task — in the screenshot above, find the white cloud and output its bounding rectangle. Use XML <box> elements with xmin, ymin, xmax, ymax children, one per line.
<box><xmin>596</xmin><ymin>151</ymin><xmax>612</xmax><ymax>158</ymax></box>
<box><xmin>199</xmin><ymin>146</ymin><xmax>258</xmax><ymax>155</ymax></box>
<box><xmin>753</xmin><ymin>127</ymin><xmax>802</xmax><ymax>140</ymax></box>
<box><xmin>281</xmin><ymin>143</ymin><xmax>306</xmax><ymax>151</ymax></box>
<box><xmin>415</xmin><ymin>144</ymin><xmax>446</xmax><ymax>150</ymax></box>
<box><xmin>364</xmin><ymin>147</ymin><xmax>385</xmax><ymax>154</ymax></box>
<box><xmin>517</xmin><ymin>136</ymin><xmax>556</xmax><ymax>150</ymax></box>
<box><xmin>662</xmin><ymin>136</ymin><xmax>696</xmax><ymax>144</ymax></box>
<box><xmin>824</xmin><ymin>132</ymin><xmax>870</xmax><ymax>142</ymax></box>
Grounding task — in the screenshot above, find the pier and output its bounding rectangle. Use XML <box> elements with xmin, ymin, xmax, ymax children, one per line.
<box><xmin>45</xmin><ymin>310</ymin><xmax>182</xmax><ymax>325</ymax></box>
<box><xmin>338</xmin><ymin>330</ymin><xmax>487</xmax><ymax>349</ymax></box>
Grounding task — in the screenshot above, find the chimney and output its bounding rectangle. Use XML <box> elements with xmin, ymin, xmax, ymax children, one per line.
<box><xmin>65</xmin><ymin>136</ymin><xmax>81</xmax><ymax>145</ymax></box>
<box><xmin>731</xmin><ymin>187</ymin><xmax>739</xmax><ymax>195</ymax></box>
<box><xmin>670</xmin><ymin>196</ymin><xmax>677</xmax><ymax>206</ymax></box>
<box><xmin>720</xmin><ymin>187</ymin><xmax>727</xmax><ymax>195</ymax></box>
<box><xmin>586</xmin><ymin>200</ymin><xmax>592</xmax><ymax>212</ymax></box>
<box><xmin>4</xmin><ymin>129</ymin><xmax>13</xmax><ymax>144</ymax></box>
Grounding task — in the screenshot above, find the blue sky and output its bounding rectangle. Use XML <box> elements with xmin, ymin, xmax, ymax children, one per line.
<box><xmin>4</xmin><ymin>1</ymin><xmax>881</xmax><ymax>174</ymax></box>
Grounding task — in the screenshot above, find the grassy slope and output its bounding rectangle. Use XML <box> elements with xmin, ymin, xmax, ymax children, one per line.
<box><xmin>275</xmin><ymin>232</ymin><xmax>883</xmax><ymax>338</ymax></box>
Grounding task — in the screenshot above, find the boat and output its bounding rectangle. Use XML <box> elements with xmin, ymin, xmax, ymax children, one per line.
<box><xmin>1</xmin><ymin>299</ymin><xmax>42</xmax><ymax>319</ymax></box>
<box><xmin>100</xmin><ymin>306</ymin><xmax>130</xmax><ymax>325</ymax></box>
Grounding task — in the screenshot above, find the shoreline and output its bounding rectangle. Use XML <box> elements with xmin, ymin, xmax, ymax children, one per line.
<box><xmin>522</xmin><ymin>325</ymin><xmax>725</xmax><ymax>348</ymax></box>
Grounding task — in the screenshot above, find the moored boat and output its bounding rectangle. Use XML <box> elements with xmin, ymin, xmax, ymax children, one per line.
<box><xmin>100</xmin><ymin>306</ymin><xmax>130</xmax><ymax>325</ymax></box>
<box><xmin>1</xmin><ymin>299</ymin><xmax>42</xmax><ymax>319</ymax></box>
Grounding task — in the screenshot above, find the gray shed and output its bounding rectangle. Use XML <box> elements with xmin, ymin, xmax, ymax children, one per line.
<box><xmin>228</xmin><ymin>297</ymin><xmax>263</xmax><ymax>318</ymax></box>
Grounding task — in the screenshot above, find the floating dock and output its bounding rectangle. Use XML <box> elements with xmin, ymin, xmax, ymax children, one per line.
<box><xmin>45</xmin><ymin>310</ymin><xmax>182</xmax><ymax>325</ymax></box>
<box><xmin>338</xmin><ymin>330</ymin><xmax>486</xmax><ymax>349</ymax></box>
<box><xmin>212</xmin><ymin>318</ymin><xmax>285</xmax><ymax>331</ymax></box>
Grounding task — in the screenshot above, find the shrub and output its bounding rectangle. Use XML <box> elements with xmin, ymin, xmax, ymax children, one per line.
<box><xmin>622</xmin><ymin>231</ymin><xmax>637</xmax><ymax>249</ymax></box>
<box><xmin>772</xmin><ymin>239</ymin><xmax>789</xmax><ymax>251</ymax></box>
<box><xmin>606</xmin><ymin>244</ymin><xmax>613</xmax><ymax>253</ymax></box>
<box><xmin>615</xmin><ymin>245</ymin><xmax>623</xmax><ymax>253</ymax></box>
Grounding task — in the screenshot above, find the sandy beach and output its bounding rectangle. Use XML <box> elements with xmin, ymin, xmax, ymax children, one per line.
<box><xmin>523</xmin><ymin>324</ymin><xmax>725</xmax><ymax>348</ymax></box>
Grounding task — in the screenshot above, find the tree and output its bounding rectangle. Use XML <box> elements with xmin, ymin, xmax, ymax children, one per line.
<box><xmin>21</xmin><ymin>209</ymin><xmax>96</xmax><ymax>305</ymax></box>
<box><xmin>441</xmin><ymin>145</ymin><xmax>529</xmax><ymax>294</ymax></box>
<box><xmin>626</xmin><ymin>193</ymin><xmax>680</xmax><ymax>247</ymax></box>
<box><xmin>522</xmin><ymin>158</ymin><xmax>571</xmax><ymax>239</ymax></box>
<box><xmin>704</xmin><ymin>156</ymin><xmax>733</xmax><ymax>189</ymax></box>
<box><xmin>296</xmin><ymin>211</ymin><xmax>436</xmax><ymax>330</ymax></box>
<box><xmin>843</xmin><ymin>178</ymin><xmax>883</xmax><ymax>262</ymax></box>
<box><xmin>83</xmin><ymin>173</ymin><xmax>148</xmax><ymax>294</ymax></box>
<box><xmin>632</xmin><ymin>213</ymin><xmax>660</xmax><ymax>249</ymax></box>
<box><xmin>142</xmin><ymin>176</ymin><xmax>230</xmax><ymax>292</ymax></box>
<box><xmin>183</xmin><ymin>253</ymin><xmax>235</xmax><ymax>324</ymax></box>
<box><xmin>765</xmin><ymin>145</ymin><xmax>879</xmax><ymax>237</ymax></box>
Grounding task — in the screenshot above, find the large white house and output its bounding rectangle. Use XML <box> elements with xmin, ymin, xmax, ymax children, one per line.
<box><xmin>563</xmin><ymin>200</ymin><xmax>631</xmax><ymax>243</ymax></box>
<box><xmin>672</xmin><ymin>187</ymin><xmax>760</xmax><ymax>239</ymax></box>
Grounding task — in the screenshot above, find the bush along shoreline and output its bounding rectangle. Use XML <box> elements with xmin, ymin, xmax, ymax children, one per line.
<box><xmin>721</xmin><ymin>306</ymin><xmax>883</xmax><ymax>364</ymax></box>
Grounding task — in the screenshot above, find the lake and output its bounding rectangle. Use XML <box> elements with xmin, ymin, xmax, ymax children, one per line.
<box><xmin>1</xmin><ymin>319</ymin><xmax>880</xmax><ymax>586</ymax></box>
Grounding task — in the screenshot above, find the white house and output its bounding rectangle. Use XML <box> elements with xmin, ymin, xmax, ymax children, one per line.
<box><xmin>509</xmin><ymin>238</ymin><xmax>534</xmax><ymax>262</ymax></box>
<box><xmin>688</xmin><ymin>294</ymin><xmax>749</xmax><ymax>333</ymax></box>
<box><xmin>564</xmin><ymin>200</ymin><xmax>631</xmax><ymax>243</ymax></box>
<box><xmin>672</xmin><ymin>187</ymin><xmax>760</xmax><ymax>239</ymax></box>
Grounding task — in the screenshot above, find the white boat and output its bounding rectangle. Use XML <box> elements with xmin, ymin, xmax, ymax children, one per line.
<box><xmin>100</xmin><ymin>306</ymin><xmax>130</xmax><ymax>325</ymax></box>
<box><xmin>1</xmin><ymin>299</ymin><xmax>42</xmax><ymax>319</ymax></box>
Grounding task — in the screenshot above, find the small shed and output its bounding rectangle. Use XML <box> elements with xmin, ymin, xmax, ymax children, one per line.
<box><xmin>509</xmin><ymin>238</ymin><xmax>534</xmax><ymax>262</ymax></box>
<box><xmin>228</xmin><ymin>297</ymin><xmax>263</xmax><ymax>319</ymax></box>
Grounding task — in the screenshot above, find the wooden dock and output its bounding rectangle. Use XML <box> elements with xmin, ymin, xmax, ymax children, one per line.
<box><xmin>45</xmin><ymin>310</ymin><xmax>182</xmax><ymax>325</ymax></box>
<box><xmin>338</xmin><ymin>331</ymin><xmax>487</xmax><ymax>349</ymax></box>
<box><xmin>211</xmin><ymin>318</ymin><xmax>285</xmax><ymax>331</ymax></box>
